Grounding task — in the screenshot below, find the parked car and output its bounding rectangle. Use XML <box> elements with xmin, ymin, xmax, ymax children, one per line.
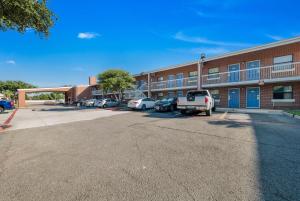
<box><xmin>154</xmin><ymin>97</ymin><xmax>177</xmax><ymax>112</ymax></box>
<box><xmin>95</xmin><ymin>98</ymin><xmax>119</xmax><ymax>108</ymax></box>
<box><xmin>0</xmin><ymin>100</ymin><xmax>14</xmax><ymax>113</ymax></box>
<box><xmin>128</xmin><ymin>98</ymin><xmax>156</xmax><ymax>110</ymax></box>
<box><xmin>84</xmin><ymin>99</ymin><xmax>97</xmax><ymax>107</ymax></box>
<box><xmin>177</xmin><ymin>90</ymin><xmax>215</xmax><ymax>116</ymax></box>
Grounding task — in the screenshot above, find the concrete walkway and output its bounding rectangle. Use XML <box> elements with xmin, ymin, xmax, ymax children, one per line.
<box><xmin>8</xmin><ymin>106</ymin><xmax>129</xmax><ymax>131</ymax></box>
<box><xmin>216</xmin><ymin>107</ymin><xmax>283</xmax><ymax>114</ymax></box>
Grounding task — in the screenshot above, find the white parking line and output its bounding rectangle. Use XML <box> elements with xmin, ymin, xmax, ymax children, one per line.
<box><xmin>219</xmin><ymin>112</ymin><xmax>228</xmax><ymax>120</ymax></box>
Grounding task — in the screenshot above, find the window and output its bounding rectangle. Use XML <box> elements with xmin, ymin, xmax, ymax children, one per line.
<box><xmin>188</xmin><ymin>71</ymin><xmax>198</xmax><ymax>77</ymax></box>
<box><xmin>168</xmin><ymin>92</ymin><xmax>175</xmax><ymax>98</ymax></box>
<box><xmin>273</xmin><ymin>55</ymin><xmax>293</xmax><ymax>72</ymax></box>
<box><xmin>210</xmin><ymin>90</ymin><xmax>220</xmax><ymax>101</ymax></box>
<box><xmin>273</xmin><ymin>86</ymin><xmax>293</xmax><ymax>99</ymax></box>
<box><xmin>208</xmin><ymin>67</ymin><xmax>220</xmax><ymax>80</ymax></box>
<box><xmin>177</xmin><ymin>91</ymin><xmax>184</xmax><ymax>97</ymax></box>
<box><xmin>157</xmin><ymin>76</ymin><xmax>164</xmax><ymax>81</ymax></box>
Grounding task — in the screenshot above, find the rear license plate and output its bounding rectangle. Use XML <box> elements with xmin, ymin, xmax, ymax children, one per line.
<box><xmin>187</xmin><ymin>106</ymin><xmax>195</xmax><ymax>109</ymax></box>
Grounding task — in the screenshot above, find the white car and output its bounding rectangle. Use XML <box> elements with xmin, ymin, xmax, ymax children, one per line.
<box><xmin>95</xmin><ymin>99</ymin><xmax>119</xmax><ymax>108</ymax></box>
<box><xmin>84</xmin><ymin>99</ymin><xmax>97</xmax><ymax>107</ymax></box>
<box><xmin>128</xmin><ymin>98</ymin><xmax>156</xmax><ymax>110</ymax></box>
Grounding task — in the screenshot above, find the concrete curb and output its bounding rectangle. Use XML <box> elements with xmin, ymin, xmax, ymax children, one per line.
<box><xmin>216</xmin><ymin>108</ymin><xmax>283</xmax><ymax>115</ymax></box>
<box><xmin>282</xmin><ymin>111</ymin><xmax>300</xmax><ymax>120</ymax></box>
<box><xmin>0</xmin><ymin>109</ymin><xmax>18</xmax><ymax>132</ymax></box>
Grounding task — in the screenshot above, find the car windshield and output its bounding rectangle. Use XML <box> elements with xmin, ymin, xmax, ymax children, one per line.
<box><xmin>188</xmin><ymin>91</ymin><xmax>208</xmax><ymax>97</ymax></box>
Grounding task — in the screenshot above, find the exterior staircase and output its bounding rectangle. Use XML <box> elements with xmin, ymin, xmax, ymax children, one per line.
<box><xmin>123</xmin><ymin>84</ymin><xmax>147</xmax><ymax>100</ymax></box>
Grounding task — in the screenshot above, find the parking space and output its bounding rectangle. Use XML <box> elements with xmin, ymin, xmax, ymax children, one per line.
<box><xmin>0</xmin><ymin>109</ymin><xmax>299</xmax><ymax>200</ymax></box>
<box><xmin>6</xmin><ymin>105</ymin><xmax>129</xmax><ymax>131</ymax></box>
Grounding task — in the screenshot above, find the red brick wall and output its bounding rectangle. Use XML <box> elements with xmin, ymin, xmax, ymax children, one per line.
<box><xmin>202</xmin><ymin>42</ymin><xmax>300</xmax><ymax>75</ymax></box>
<box><xmin>207</xmin><ymin>82</ymin><xmax>300</xmax><ymax>109</ymax></box>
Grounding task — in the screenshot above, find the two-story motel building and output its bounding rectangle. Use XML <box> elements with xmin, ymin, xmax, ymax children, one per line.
<box><xmin>133</xmin><ymin>37</ymin><xmax>300</xmax><ymax>109</ymax></box>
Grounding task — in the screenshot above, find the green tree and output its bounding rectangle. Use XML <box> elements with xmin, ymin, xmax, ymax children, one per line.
<box><xmin>0</xmin><ymin>80</ymin><xmax>36</xmax><ymax>100</ymax></box>
<box><xmin>97</xmin><ymin>69</ymin><xmax>135</xmax><ymax>100</ymax></box>
<box><xmin>0</xmin><ymin>0</ymin><xmax>57</xmax><ymax>37</ymax></box>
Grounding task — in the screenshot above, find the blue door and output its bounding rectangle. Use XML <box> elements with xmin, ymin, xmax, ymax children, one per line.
<box><xmin>247</xmin><ymin>88</ymin><xmax>260</xmax><ymax>108</ymax></box>
<box><xmin>176</xmin><ymin>73</ymin><xmax>184</xmax><ymax>87</ymax></box>
<box><xmin>228</xmin><ymin>64</ymin><xmax>240</xmax><ymax>82</ymax></box>
<box><xmin>167</xmin><ymin>75</ymin><xmax>175</xmax><ymax>88</ymax></box>
<box><xmin>228</xmin><ymin>89</ymin><xmax>240</xmax><ymax>108</ymax></box>
<box><xmin>246</xmin><ymin>61</ymin><xmax>260</xmax><ymax>80</ymax></box>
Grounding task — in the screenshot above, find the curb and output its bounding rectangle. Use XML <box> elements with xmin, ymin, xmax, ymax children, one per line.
<box><xmin>282</xmin><ymin>111</ymin><xmax>300</xmax><ymax>120</ymax></box>
<box><xmin>0</xmin><ymin>109</ymin><xmax>18</xmax><ymax>132</ymax></box>
<box><xmin>216</xmin><ymin>108</ymin><xmax>283</xmax><ymax>115</ymax></box>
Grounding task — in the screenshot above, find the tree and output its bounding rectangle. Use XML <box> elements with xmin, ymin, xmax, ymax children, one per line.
<box><xmin>0</xmin><ymin>0</ymin><xmax>56</xmax><ymax>37</ymax></box>
<box><xmin>0</xmin><ymin>80</ymin><xmax>36</xmax><ymax>99</ymax></box>
<box><xmin>97</xmin><ymin>69</ymin><xmax>135</xmax><ymax>100</ymax></box>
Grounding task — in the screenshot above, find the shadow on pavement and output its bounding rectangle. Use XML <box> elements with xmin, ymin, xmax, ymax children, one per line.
<box><xmin>208</xmin><ymin>113</ymin><xmax>300</xmax><ymax>200</ymax></box>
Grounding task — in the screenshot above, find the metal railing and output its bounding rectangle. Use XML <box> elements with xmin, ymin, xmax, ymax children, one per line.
<box><xmin>92</xmin><ymin>90</ymin><xmax>104</xmax><ymax>96</ymax></box>
<box><xmin>151</xmin><ymin>77</ymin><xmax>198</xmax><ymax>90</ymax></box>
<box><xmin>202</xmin><ymin>62</ymin><xmax>300</xmax><ymax>87</ymax></box>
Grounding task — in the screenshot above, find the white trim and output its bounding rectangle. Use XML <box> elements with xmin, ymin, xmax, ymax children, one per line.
<box><xmin>228</xmin><ymin>88</ymin><xmax>240</xmax><ymax>108</ymax></box>
<box><xmin>246</xmin><ymin>87</ymin><xmax>260</xmax><ymax>109</ymax></box>
<box><xmin>271</xmin><ymin>99</ymin><xmax>295</xmax><ymax>103</ymax></box>
<box><xmin>18</xmin><ymin>87</ymin><xmax>72</xmax><ymax>92</ymax></box>
<box><xmin>151</xmin><ymin>86</ymin><xmax>197</xmax><ymax>92</ymax></box>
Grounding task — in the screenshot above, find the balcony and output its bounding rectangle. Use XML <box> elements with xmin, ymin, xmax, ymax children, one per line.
<box><xmin>151</xmin><ymin>77</ymin><xmax>198</xmax><ymax>91</ymax></box>
<box><xmin>202</xmin><ymin>62</ymin><xmax>300</xmax><ymax>88</ymax></box>
<box><xmin>92</xmin><ymin>89</ymin><xmax>104</xmax><ymax>96</ymax></box>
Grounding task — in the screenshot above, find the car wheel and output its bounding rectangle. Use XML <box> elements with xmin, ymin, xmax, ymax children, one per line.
<box><xmin>103</xmin><ymin>104</ymin><xmax>107</xmax><ymax>108</ymax></box>
<box><xmin>212</xmin><ymin>106</ymin><xmax>216</xmax><ymax>112</ymax></box>
<box><xmin>0</xmin><ymin>107</ymin><xmax>4</xmax><ymax>113</ymax></box>
<box><xmin>170</xmin><ymin>105</ymin><xmax>175</xmax><ymax>112</ymax></box>
<box><xmin>141</xmin><ymin>104</ymin><xmax>146</xmax><ymax>111</ymax></box>
<box><xmin>205</xmin><ymin>108</ymin><xmax>212</xmax><ymax>116</ymax></box>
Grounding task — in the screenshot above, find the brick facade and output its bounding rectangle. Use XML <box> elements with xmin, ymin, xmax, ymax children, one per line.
<box><xmin>133</xmin><ymin>40</ymin><xmax>300</xmax><ymax>110</ymax></box>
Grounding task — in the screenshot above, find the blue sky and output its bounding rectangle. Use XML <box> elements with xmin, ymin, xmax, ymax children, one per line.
<box><xmin>1</xmin><ymin>0</ymin><xmax>300</xmax><ymax>87</ymax></box>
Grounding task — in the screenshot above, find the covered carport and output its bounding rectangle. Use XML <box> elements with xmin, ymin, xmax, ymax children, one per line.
<box><xmin>17</xmin><ymin>87</ymin><xmax>72</xmax><ymax>108</ymax></box>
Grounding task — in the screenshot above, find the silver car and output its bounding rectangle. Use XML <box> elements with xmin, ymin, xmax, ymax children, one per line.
<box><xmin>95</xmin><ymin>99</ymin><xmax>119</xmax><ymax>108</ymax></box>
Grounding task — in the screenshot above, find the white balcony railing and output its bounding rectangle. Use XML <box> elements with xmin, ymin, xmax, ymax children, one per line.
<box><xmin>202</xmin><ymin>62</ymin><xmax>300</xmax><ymax>87</ymax></box>
<box><xmin>92</xmin><ymin>89</ymin><xmax>104</xmax><ymax>96</ymax></box>
<box><xmin>151</xmin><ymin>77</ymin><xmax>198</xmax><ymax>91</ymax></box>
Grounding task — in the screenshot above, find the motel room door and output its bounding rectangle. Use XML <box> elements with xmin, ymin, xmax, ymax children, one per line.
<box><xmin>228</xmin><ymin>64</ymin><xmax>240</xmax><ymax>82</ymax></box>
<box><xmin>228</xmin><ymin>88</ymin><xmax>240</xmax><ymax>108</ymax></box>
<box><xmin>247</xmin><ymin>87</ymin><xmax>260</xmax><ymax>108</ymax></box>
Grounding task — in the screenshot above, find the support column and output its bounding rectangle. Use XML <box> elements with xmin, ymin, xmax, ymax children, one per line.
<box><xmin>197</xmin><ymin>60</ymin><xmax>202</xmax><ymax>90</ymax></box>
<box><xmin>147</xmin><ymin>73</ymin><xmax>151</xmax><ymax>98</ymax></box>
<box><xmin>17</xmin><ymin>90</ymin><xmax>26</xmax><ymax>108</ymax></box>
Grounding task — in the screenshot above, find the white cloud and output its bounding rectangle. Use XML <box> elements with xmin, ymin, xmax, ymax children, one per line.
<box><xmin>173</xmin><ymin>32</ymin><xmax>252</xmax><ymax>47</ymax></box>
<box><xmin>77</xmin><ymin>32</ymin><xmax>100</xmax><ymax>39</ymax></box>
<box><xmin>266</xmin><ymin>34</ymin><xmax>284</xmax><ymax>41</ymax></box>
<box><xmin>5</xmin><ymin>60</ymin><xmax>16</xmax><ymax>65</ymax></box>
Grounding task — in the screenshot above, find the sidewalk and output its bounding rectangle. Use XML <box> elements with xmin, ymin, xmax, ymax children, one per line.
<box><xmin>216</xmin><ymin>108</ymin><xmax>283</xmax><ymax>114</ymax></box>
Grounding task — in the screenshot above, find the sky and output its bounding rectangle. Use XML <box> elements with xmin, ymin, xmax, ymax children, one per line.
<box><xmin>1</xmin><ymin>0</ymin><xmax>300</xmax><ymax>87</ymax></box>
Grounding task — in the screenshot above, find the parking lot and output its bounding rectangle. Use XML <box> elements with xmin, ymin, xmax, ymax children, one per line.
<box><xmin>0</xmin><ymin>106</ymin><xmax>300</xmax><ymax>201</ymax></box>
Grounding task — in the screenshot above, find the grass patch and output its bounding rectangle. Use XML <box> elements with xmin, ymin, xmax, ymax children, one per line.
<box><xmin>286</xmin><ymin>110</ymin><xmax>300</xmax><ymax>116</ymax></box>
